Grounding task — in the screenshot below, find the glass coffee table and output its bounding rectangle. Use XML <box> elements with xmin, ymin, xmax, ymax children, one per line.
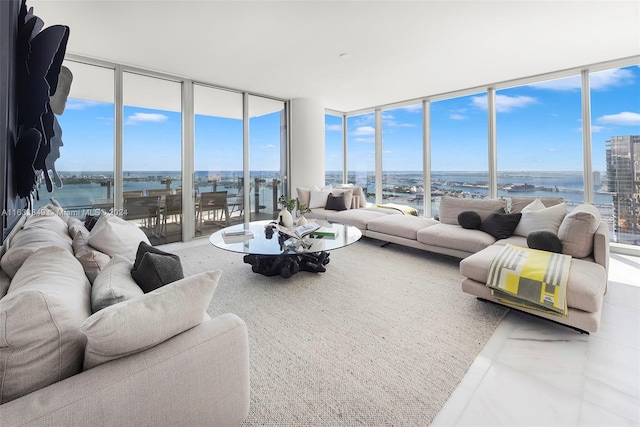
<box><xmin>209</xmin><ymin>220</ymin><xmax>362</xmax><ymax>278</ymax></box>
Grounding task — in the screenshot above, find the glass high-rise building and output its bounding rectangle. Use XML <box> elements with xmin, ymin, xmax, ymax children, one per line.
<box><xmin>606</xmin><ymin>135</ymin><xmax>640</xmax><ymax>244</ymax></box>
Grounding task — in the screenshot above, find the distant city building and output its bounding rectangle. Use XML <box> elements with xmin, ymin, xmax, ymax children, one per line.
<box><xmin>606</xmin><ymin>135</ymin><xmax>640</xmax><ymax>244</ymax></box>
<box><xmin>593</xmin><ymin>171</ymin><xmax>601</xmax><ymax>186</ymax></box>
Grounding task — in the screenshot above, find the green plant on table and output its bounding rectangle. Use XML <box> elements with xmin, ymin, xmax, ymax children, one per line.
<box><xmin>278</xmin><ymin>195</ymin><xmax>297</xmax><ymax>211</ymax></box>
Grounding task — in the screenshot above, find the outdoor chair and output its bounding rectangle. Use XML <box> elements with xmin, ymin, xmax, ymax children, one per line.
<box><xmin>198</xmin><ymin>191</ymin><xmax>230</xmax><ymax>229</ymax></box>
<box><xmin>123</xmin><ymin>195</ymin><xmax>161</xmax><ymax>235</ymax></box>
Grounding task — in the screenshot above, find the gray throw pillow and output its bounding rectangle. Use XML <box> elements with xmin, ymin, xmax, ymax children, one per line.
<box><xmin>527</xmin><ymin>231</ymin><xmax>563</xmax><ymax>254</ymax></box>
<box><xmin>479</xmin><ymin>212</ymin><xmax>522</xmax><ymax>240</ymax></box>
<box><xmin>458</xmin><ymin>211</ymin><xmax>482</xmax><ymax>229</ymax></box>
<box><xmin>325</xmin><ymin>193</ymin><xmax>347</xmax><ymax>211</ymax></box>
<box><xmin>131</xmin><ymin>243</ymin><xmax>184</xmax><ymax>293</ymax></box>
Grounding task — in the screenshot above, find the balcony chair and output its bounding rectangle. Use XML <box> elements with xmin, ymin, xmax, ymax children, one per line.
<box><xmin>123</xmin><ymin>195</ymin><xmax>161</xmax><ymax>235</ymax></box>
<box><xmin>197</xmin><ymin>191</ymin><xmax>230</xmax><ymax>229</ymax></box>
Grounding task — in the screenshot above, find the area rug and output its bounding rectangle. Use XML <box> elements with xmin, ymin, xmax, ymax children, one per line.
<box><xmin>170</xmin><ymin>238</ymin><xmax>508</xmax><ymax>426</ymax></box>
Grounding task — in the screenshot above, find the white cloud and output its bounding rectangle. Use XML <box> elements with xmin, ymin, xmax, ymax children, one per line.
<box><xmin>125</xmin><ymin>112</ymin><xmax>168</xmax><ymax>125</ymax></box>
<box><xmin>471</xmin><ymin>94</ymin><xmax>537</xmax><ymax>112</ymax></box>
<box><xmin>529</xmin><ymin>68</ymin><xmax>634</xmax><ymax>91</ymax></box>
<box><xmin>401</xmin><ymin>104</ymin><xmax>422</xmax><ymax>113</ymax></box>
<box><xmin>449</xmin><ymin>113</ymin><xmax>466</xmax><ymax>120</ymax></box>
<box><xmin>64</xmin><ymin>99</ymin><xmax>103</xmax><ymax>110</ymax></box>
<box><xmin>591</xmin><ymin>125</ymin><xmax>605</xmax><ymax>133</ymax></box>
<box><xmin>325</xmin><ymin>124</ymin><xmax>342</xmax><ymax>132</ymax></box>
<box><xmin>352</xmin><ymin>126</ymin><xmax>375</xmax><ymax>136</ymax></box>
<box><xmin>354</xmin><ymin>137</ymin><xmax>374</xmax><ymax>143</ymax></box>
<box><xmin>596</xmin><ymin>111</ymin><xmax>640</xmax><ymax>126</ymax></box>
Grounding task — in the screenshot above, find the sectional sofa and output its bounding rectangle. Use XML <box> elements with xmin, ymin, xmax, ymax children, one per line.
<box><xmin>0</xmin><ymin>206</ymin><xmax>249</xmax><ymax>426</ymax></box>
<box><xmin>298</xmin><ymin>187</ymin><xmax>609</xmax><ymax>333</ymax></box>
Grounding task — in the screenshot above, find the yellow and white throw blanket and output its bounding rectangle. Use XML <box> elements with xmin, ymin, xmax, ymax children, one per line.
<box><xmin>487</xmin><ymin>244</ymin><xmax>571</xmax><ymax>317</ymax></box>
<box><xmin>376</xmin><ymin>203</ymin><xmax>419</xmax><ymax>216</ymax></box>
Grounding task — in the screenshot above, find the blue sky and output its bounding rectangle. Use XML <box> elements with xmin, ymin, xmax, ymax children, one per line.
<box><xmin>327</xmin><ymin>65</ymin><xmax>640</xmax><ymax>172</ymax></box>
<box><xmin>57</xmin><ymin>66</ymin><xmax>639</xmax><ymax>173</ymax></box>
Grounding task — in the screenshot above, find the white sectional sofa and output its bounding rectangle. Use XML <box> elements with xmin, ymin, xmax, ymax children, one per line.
<box><xmin>0</xmin><ymin>206</ymin><xmax>250</xmax><ymax>426</ymax></box>
<box><xmin>297</xmin><ymin>188</ymin><xmax>610</xmax><ymax>333</ymax></box>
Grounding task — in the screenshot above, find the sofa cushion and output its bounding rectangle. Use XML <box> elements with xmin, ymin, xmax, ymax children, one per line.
<box><xmin>0</xmin><ymin>247</ymin><xmax>91</xmax><ymax>404</ymax></box>
<box><xmin>367</xmin><ymin>215</ymin><xmax>438</xmax><ymax>240</ymax></box>
<box><xmin>81</xmin><ymin>270</ymin><xmax>222</xmax><ymax>370</ymax></box>
<box><xmin>558</xmin><ymin>203</ymin><xmax>601</xmax><ymax>258</ymax></box>
<box><xmin>438</xmin><ymin>196</ymin><xmax>507</xmax><ymax>225</ymax></box>
<box><xmin>326</xmin><ymin>209</ymin><xmax>392</xmax><ymax>230</ymax></box>
<box><xmin>325</xmin><ymin>192</ymin><xmax>348</xmax><ymax>211</ymax></box>
<box><xmin>479</xmin><ymin>212</ymin><xmax>522</xmax><ymax>239</ymax></box>
<box><xmin>87</xmin><ymin>211</ymin><xmax>150</xmax><ymax>261</ymax></box>
<box><xmin>527</xmin><ymin>231</ymin><xmax>563</xmax><ymax>253</ymax></box>
<box><xmin>460</xmin><ymin>245</ymin><xmax>607</xmax><ymax>313</ymax></box>
<box><xmin>91</xmin><ymin>255</ymin><xmax>144</xmax><ymax>313</ymax></box>
<box><xmin>72</xmin><ymin>229</ymin><xmax>111</xmax><ymax>283</ymax></box>
<box><xmin>510</xmin><ymin>197</ymin><xmax>565</xmax><ymax>213</ymax></box>
<box><xmin>1</xmin><ymin>214</ymin><xmax>74</xmax><ymax>278</ymax></box>
<box><xmin>513</xmin><ymin>199</ymin><xmax>567</xmax><ymax>237</ymax></box>
<box><xmin>131</xmin><ymin>246</ymin><xmax>184</xmax><ymax>293</ymax></box>
<box><xmin>417</xmin><ymin>223</ymin><xmax>496</xmax><ymax>253</ymax></box>
<box><xmin>458</xmin><ymin>211</ymin><xmax>482</xmax><ymax>229</ymax></box>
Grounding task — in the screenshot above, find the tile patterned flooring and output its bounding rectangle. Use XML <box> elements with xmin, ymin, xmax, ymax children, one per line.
<box><xmin>433</xmin><ymin>253</ymin><xmax>640</xmax><ymax>426</ymax></box>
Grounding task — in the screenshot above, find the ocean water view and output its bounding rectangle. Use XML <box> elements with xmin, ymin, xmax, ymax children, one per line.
<box><xmin>40</xmin><ymin>170</ymin><xmax>612</xmax><ymax>216</ymax></box>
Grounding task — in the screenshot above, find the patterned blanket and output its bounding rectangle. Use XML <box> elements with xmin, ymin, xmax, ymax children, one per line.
<box><xmin>487</xmin><ymin>244</ymin><xmax>571</xmax><ymax>316</ymax></box>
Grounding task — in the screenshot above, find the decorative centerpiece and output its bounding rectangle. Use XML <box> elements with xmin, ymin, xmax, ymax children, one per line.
<box><xmin>277</xmin><ymin>195</ymin><xmax>296</xmax><ymax>229</ymax></box>
<box><xmin>296</xmin><ymin>201</ymin><xmax>312</xmax><ymax>225</ymax></box>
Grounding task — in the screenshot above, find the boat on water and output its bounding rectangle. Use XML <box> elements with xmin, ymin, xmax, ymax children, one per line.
<box><xmin>503</xmin><ymin>183</ymin><xmax>535</xmax><ymax>192</ymax></box>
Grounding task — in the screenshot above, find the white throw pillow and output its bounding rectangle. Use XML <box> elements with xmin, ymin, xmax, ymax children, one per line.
<box><xmin>513</xmin><ymin>200</ymin><xmax>567</xmax><ymax>237</ymax></box>
<box><xmin>91</xmin><ymin>255</ymin><xmax>144</xmax><ymax>313</ymax></box>
<box><xmin>87</xmin><ymin>212</ymin><xmax>150</xmax><ymax>261</ymax></box>
<box><xmin>0</xmin><ymin>247</ymin><xmax>91</xmax><ymax>403</ymax></box>
<box><xmin>72</xmin><ymin>229</ymin><xmax>111</xmax><ymax>284</ymax></box>
<box><xmin>81</xmin><ymin>270</ymin><xmax>221</xmax><ymax>370</ymax></box>
<box><xmin>309</xmin><ymin>187</ymin><xmax>332</xmax><ymax>209</ymax></box>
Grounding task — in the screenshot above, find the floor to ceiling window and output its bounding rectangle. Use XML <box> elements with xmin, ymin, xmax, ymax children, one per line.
<box><xmin>123</xmin><ymin>72</ymin><xmax>182</xmax><ymax>243</ymax></box>
<box><xmin>430</xmin><ymin>93</ymin><xmax>488</xmax><ymax>217</ymax></box>
<box><xmin>497</xmin><ymin>76</ymin><xmax>584</xmax><ymax>209</ymax></box>
<box><xmin>325</xmin><ymin>113</ymin><xmax>343</xmax><ymax>186</ymax></box>
<box><xmin>590</xmin><ymin>65</ymin><xmax>640</xmax><ymax>245</ymax></box>
<box><xmin>346</xmin><ymin>113</ymin><xmax>376</xmax><ymax>203</ymax></box>
<box><xmin>193</xmin><ymin>86</ymin><xmax>244</xmax><ymax>237</ymax></box>
<box><xmin>248</xmin><ymin>95</ymin><xmax>286</xmax><ymax>221</ymax></box>
<box><xmin>34</xmin><ymin>60</ymin><xmax>115</xmax><ymax>214</ymax></box>
<box><xmin>381</xmin><ymin>103</ymin><xmax>423</xmax><ymax>215</ymax></box>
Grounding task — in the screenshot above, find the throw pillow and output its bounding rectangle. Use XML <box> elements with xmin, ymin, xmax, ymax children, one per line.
<box><xmin>439</xmin><ymin>196</ymin><xmax>507</xmax><ymax>225</ymax></box>
<box><xmin>0</xmin><ymin>247</ymin><xmax>91</xmax><ymax>404</ymax></box>
<box><xmin>87</xmin><ymin>211</ymin><xmax>150</xmax><ymax>261</ymax></box>
<box><xmin>131</xmin><ymin>248</ymin><xmax>184</xmax><ymax>293</ymax></box>
<box><xmin>330</xmin><ymin>188</ymin><xmax>354</xmax><ymax>210</ymax></box>
<box><xmin>84</xmin><ymin>214</ymin><xmax>100</xmax><ymax>231</ymax></box>
<box><xmin>458</xmin><ymin>211</ymin><xmax>482</xmax><ymax>229</ymax></box>
<box><xmin>91</xmin><ymin>255</ymin><xmax>144</xmax><ymax>313</ymax></box>
<box><xmin>309</xmin><ymin>186</ymin><xmax>332</xmax><ymax>209</ymax></box>
<box><xmin>558</xmin><ymin>203</ymin><xmax>601</xmax><ymax>258</ymax></box>
<box><xmin>513</xmin><ymin>200</ymin><xmax>567</xmax><ymax>237</ymax></box>
<box><xmin>81</xmin><ymin>270</ymin><xmax>222</xmax><ymax>370</ymax></box>
<box><xmin>72</xmin><ymin>229</ymin><xmax>111</xmax><ymax>284</ymax></box>
<box><xmin>527</xmin><ymin>231</ymin><xmax>563</xmax><ymax>254</ymax></box>
<box><xmin>479</xmin><ymin>212</ymin><xmax>522</xmax><ymax>240</ymax></box>
<box><xmin>296</xmin><ymin>187</ymin><xmax>311</xmax><ymax>208</ymax></box>
<box><xmin>324</xmin><ymin>192</ymin><xmax>347</xmax><ymax>211</ymax></box>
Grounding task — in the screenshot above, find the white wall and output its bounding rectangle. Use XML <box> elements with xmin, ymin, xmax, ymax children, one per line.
<box><xmin>289</xmin><ymin>98</ymin><xmax>325</xmax><ymax>191</ymax></box>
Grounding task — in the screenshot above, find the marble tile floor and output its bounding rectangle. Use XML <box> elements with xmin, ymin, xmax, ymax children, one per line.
<box><xmin>433</xmin><ymin>253</ymin><xmax>640</xmax><ymax>426</ymax></box>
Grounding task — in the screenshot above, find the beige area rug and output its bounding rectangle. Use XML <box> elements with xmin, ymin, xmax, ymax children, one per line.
<box><xmin>171</xmin><ymin>237</ymin><xmax>508</xmax><ymax>426</ymax></box>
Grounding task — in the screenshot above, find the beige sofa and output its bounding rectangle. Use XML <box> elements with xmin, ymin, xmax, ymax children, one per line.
<box><xmin>300</xmin><ymin>191</ymin><xmax>609</xmax><ymax>333</ymax></box>
<box><xmin>0</xmin><ymin>207</ymin><xmax>250</xmax><ymax>426</ymax></box>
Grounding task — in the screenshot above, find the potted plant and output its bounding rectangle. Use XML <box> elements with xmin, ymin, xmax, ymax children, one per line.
<box><xmin>277</xmin><ymin>195</ymin><xmax>296</xmax><ymax>229</ymax></box>
<box><xmin>296</xmin><ymin>200</ymin><xmax>312</xmax><ymax>225</ymax></box>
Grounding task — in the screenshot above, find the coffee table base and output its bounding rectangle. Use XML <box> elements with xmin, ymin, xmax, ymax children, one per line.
<box><xmin>243</xmin><ymin>252</ymin><xmax>330</xmax><ymax>278</ymax></box>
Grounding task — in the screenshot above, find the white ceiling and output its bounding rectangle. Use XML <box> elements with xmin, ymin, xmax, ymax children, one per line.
<box><xmin>28</xmin><ymin>0</ymin><xmax>640</xmax><ymax>113</ymax></box>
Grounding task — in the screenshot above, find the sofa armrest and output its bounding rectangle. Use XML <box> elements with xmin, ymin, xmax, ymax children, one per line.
<box><xmin>593</xmin><ymin>221</ymin><xmax>610</xmax><ymax>274</ymax></box>
<box><xmin>0</xmin><ymin>313</ymin><xmax>250</xmax><ymax>427</ymax></box>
